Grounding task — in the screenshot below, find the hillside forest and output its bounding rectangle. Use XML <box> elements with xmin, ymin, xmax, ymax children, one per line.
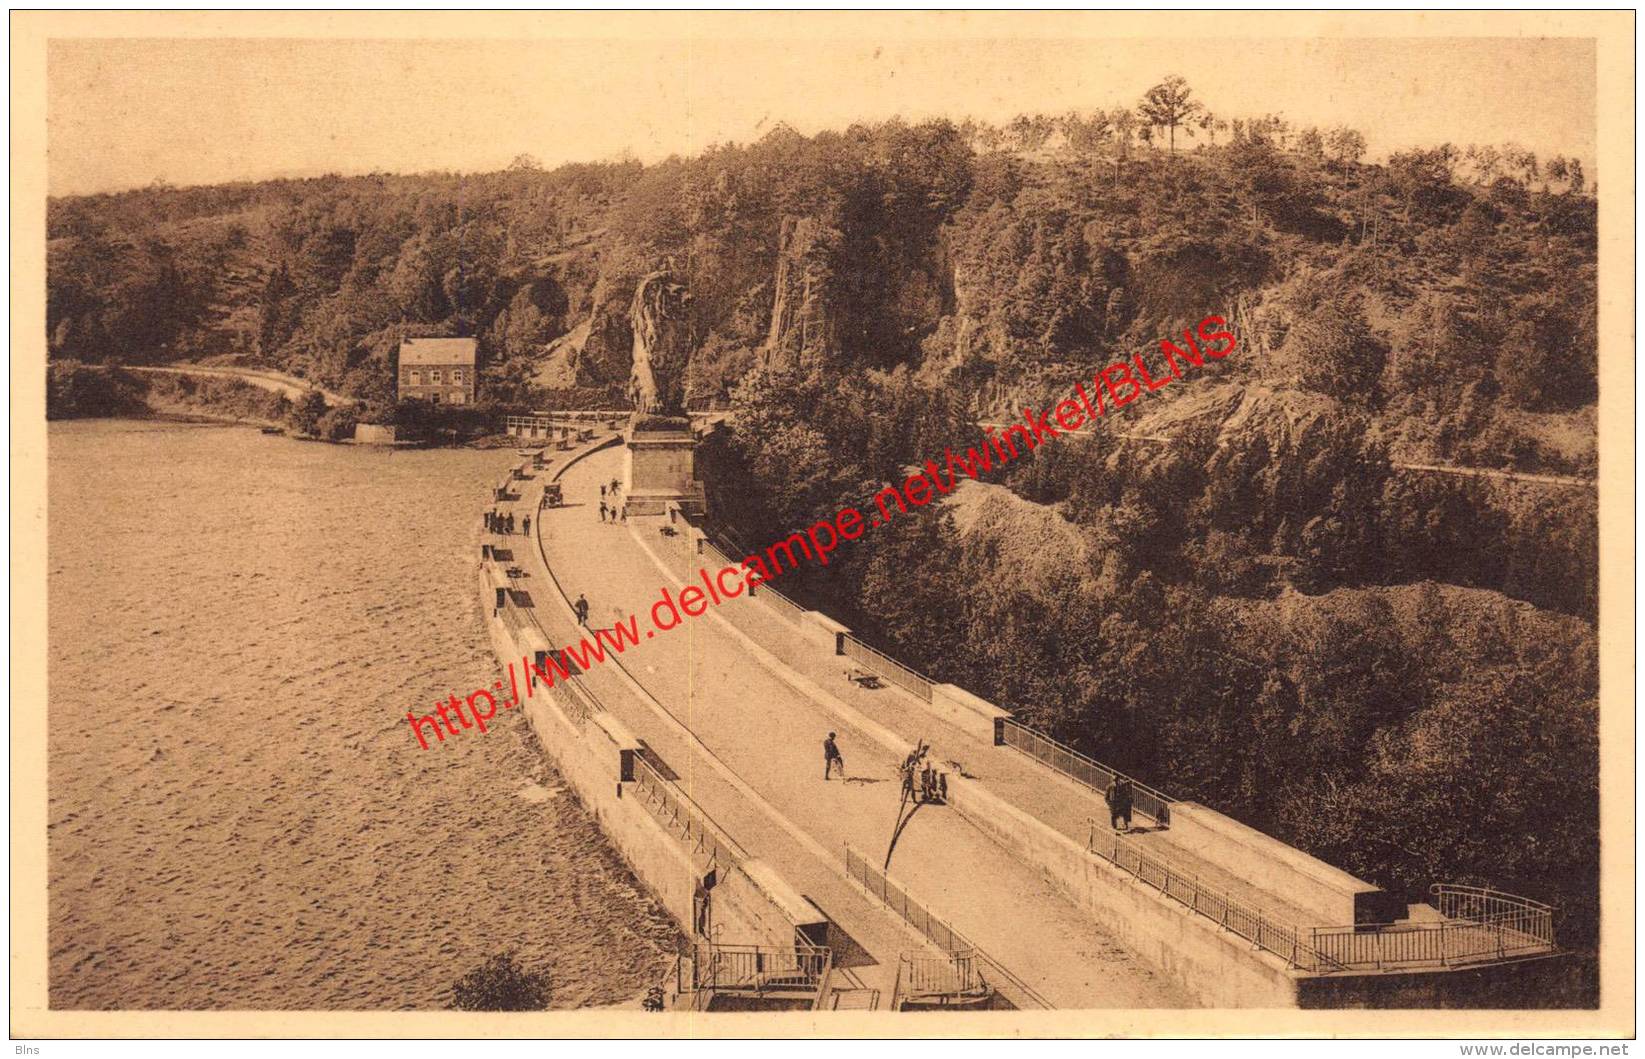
<box><xmin>46</xmin><ymin>77</ymin><xmax>1600</xmax><ymax>978</ymax></box>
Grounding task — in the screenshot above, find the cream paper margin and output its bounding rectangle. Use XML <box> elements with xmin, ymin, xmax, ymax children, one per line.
<box><xmin>9</xmin><ymin>8</ymin><xmax>1635</xmax><ymax>1040</ymax></box>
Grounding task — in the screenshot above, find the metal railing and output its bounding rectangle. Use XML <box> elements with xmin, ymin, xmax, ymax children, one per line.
<box><xmin>699</xmin><ymin>943</ymin><xmax>831</xmax><ymax>994</ymax></box>
<box><xmin>540</xmin><ymin>666</ymin><xmax>598</xmax><ymax>728</ymax></box>
<box><xmin>845</xmin><ymin>844</ymin><xmax>965</xmax><ymax>953</ymax></box>
<box><xmin>1003</xmin><ymin>719</ymin><xmax>1174</xmax><ymax>825</ymax></box>
<box><xmin>842</xmin><ymin>635</ymin><xmax>934</xmax><ymax>702</ymax></box>
<box><xmin>631</xmin><ymin>754</ymin><xmax>748</xmax><ymax>873</ymax></box>
<box><xmin>696</xmin><ymin>523</ymin><xmax>806</xmax><ymax>628</ymax></box>
<box><xmin>1434</xmin><ymin>884</ymin><xmax>1555</xmax><ymax>943</ymax></box>
<box><xmin>1309</xmin><ymin>886</ymin><xmax>1556</xmax><ymax>971</ymax></box>
<box><xmin>844</xmin><ymin>844</ymin><xmax>1048</xmax><ymax>1008</ymax></box>
<box><xmin>755</xmin><ymin>585</ymin><xmax>807</xmax><ymax>627</ymax></box>
<box><xmin>701</xmin><ymin>539</ymin><xmax>742</xmax><ymax>578</ymax></box>
<box><xmin>1087</xmin><ymin>825</ymin><xmax>1338</xmax><ymax>973</ymax></box>
<box><xmin>1310</xmin><ymin>919</ymin><xmax>1548</xmax><ymax>970</ymax></box>
<box><xmin>895</xmin><ymin>951</ymin><xmax>990</xmax><ymax>1005</ymax></box>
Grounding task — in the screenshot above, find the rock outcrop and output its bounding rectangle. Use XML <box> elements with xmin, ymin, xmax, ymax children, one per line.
<box><xmin>568</xmin><ymin>279</ymin><xmax>635</xmax><ymax>388</ymax></box>
<box><xmin>627</xmin><ymin>270</ymin><xmax>693</xmax><ymax>416</ymax></box>
<box><xmin>761</xmin><ymin>215</ymin><xmax>841</xmax><ymax>373</ymax></box>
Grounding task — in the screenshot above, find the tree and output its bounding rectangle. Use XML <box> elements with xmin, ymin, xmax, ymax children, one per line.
<box><xmin>1495</xmin><ymin>293</ymin><xmax>1596</xmax><ymax>411</ymax></box>
<box><xmin>1387</xmin><ymin>144</ymin><xmax>1459</xmax><ymax>222</ymax></box>
<box><xmin>508</xmin><ymin>153</ymin><xmax>542</xmax><ymax>171</ymax></box>
<box><xmin>1110</xmin><ymin>109</ymin><xmax>1138</xmax><ymax>176</ymax></box>
<box><xmin>1565</xmin><ymin>158</ymin><xmax>1586</xmax><ymax>194</ymax></box>
<box><xmin>1501</xmin><ymin>144</ymin><xmax>1540</xmax><ymax>187</ymax></box>
<box><xmin>1544</xmin><ymin>155</ymin><xmax>1568</xmax><ymax>191</ymax></box>
<box><xmin>450</xmin><ymin>952</ymin><xmax>552</xmax><ymax>1011</ymax></box>
<box><xmin>1325</xmin><ymin>126</ymin><xmax>1367</xmax><ymax>168</ymax></box>
<box><xmin>1465</xmin><ymin>144</ymin><xmax>1502</xmax><ymax>185</ymax></box>
<box><xmin>1295</xmin><ymin>126</ymin><xmax>1325</xmax><ymax>167</ymax></box>
<box><xmin>290</xmin><ymin>389</ymin><xmax>329</xmax><ymax>436</ymax></box>
<box><xmin>1137</xmin><ymin>75</ymin><xmax>1205</xmax><ymax>156</ymax></box>
<box><xmin>1197</xmin><ymin>111</ymin><xmax>1218</xmax><ymax>146</ymax></box>
<box><xmin>1281</xmin><ymin>301</ymin><xmax>1386</xmax><ymax>403</ymax></box>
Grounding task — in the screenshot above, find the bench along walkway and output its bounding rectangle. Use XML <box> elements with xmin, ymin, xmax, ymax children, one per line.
<box><xmin>638</xmin><ymin>514</ymin><xmax>1323</xmax><ymax>938</ymax></box>
<box><xmin>529</xmin><ymin>443</ymin><xmax>1190</xmax><ymax>1009</ymax></box>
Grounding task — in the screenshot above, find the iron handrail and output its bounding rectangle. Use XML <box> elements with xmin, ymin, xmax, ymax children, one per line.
<box><xmin>1086</xmin><ymin>819</ymin><xmax>1339</xmax><ymax>973</ymax></box>
<box><xmin>631</xmin><ymin>753</ymin><xmax>749</xmax><ymax>871</ymax></box>
<box><xmin>843</xmin><ymin>843</ymin><xmax>1048</xmax><ymax>1008</ymax></box>
<box><xmin>842</xmin><ymin>635</ymin><xmax>935</xmax><ymax>702</ymax></box>
<box><xmin>1004</xmin><ymin>718</ymin><xmax>1175</xmax><ymax>824</ymax></box>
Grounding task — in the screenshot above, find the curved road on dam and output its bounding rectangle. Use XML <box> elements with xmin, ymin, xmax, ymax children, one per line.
<box><xmin>525</xmin><ymin>439</ymin><xmax>1191</xmax><ymax>1009</ymax></box>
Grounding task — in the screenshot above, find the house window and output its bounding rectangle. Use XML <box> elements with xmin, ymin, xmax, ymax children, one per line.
<box><xmin>430</xmin><ymin>392</ymin><xmax>441</xmax><ymax>404</ymax></box>
<box><xmin>451</xmin><ymin>369</ymin><xmax>464</xmax><ymax>384</ymax></box>
<box><xmin>430</xmin><ymin>370</ymin><xmax>442</xmax><ymax>384</ymax></box>
<box><xmin>450</xmin><ymin>391</ymin><xmax>466</xmax><ymax>405</ymax></box>
<box><xmin>409</xmin><ymin>370</ymin><xmax>422</xmax><ymax>386</ymax></box>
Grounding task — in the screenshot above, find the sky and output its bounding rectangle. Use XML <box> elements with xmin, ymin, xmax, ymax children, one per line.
<box><xmin>45</xmin><ymin>33</ymin><xmax>1597</xmax><ymax>197</ymax></box>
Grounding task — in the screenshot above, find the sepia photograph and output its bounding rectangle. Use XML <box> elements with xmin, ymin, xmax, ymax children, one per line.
<box><xmin>9</xmin><ymin>8</ymin><xmax>1635</xmax><ymax>1044</ymax></box>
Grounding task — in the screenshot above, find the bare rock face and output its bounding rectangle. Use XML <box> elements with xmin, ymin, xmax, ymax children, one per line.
<box><xmin>568</xmin><ymin>279</ymin><xmax>634</xmax><ymax>388</ymax></box>
<box><xmin>627</xmin><ymin>270</ymin><xmax>693</xmax><ymax>417</ymax></box>
<box><xmin>761</xmin><ymin>215</ymin><xmax>841</xmax><ymax>373</ymax></box>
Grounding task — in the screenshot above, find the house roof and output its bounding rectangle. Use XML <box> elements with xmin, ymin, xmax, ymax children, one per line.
<box><xmin>400</xmin><ymin>337</ymin><xmax>477</xmax><ymax>365</ymax></box>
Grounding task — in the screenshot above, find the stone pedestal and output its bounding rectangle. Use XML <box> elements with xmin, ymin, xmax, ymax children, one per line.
<box><xmin>623</xmin><ymin>418</ymin><xmax>705</xmax><ymax>517</ymax></box>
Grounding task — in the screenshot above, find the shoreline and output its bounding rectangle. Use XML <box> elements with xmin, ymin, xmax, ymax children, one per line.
<box><xmin>47</xmin><ymin>412</ymin><xmax>523</xmax><ymax>449</ymax></box>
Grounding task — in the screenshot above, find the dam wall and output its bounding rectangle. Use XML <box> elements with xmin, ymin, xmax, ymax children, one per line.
<box><xmin>481</xmin><ymin>590</ymin><xmax>700</xmax><ymax>932</ymax></box>
<box><xmin>476</xmin><ymin>436</ymin><xmax>815</xmax><ymax>956</ymax></box>
<box><xmin>945</xmin><ymin>775</ymin><xmax>1303</xmax><ymax>1008</ymax></box>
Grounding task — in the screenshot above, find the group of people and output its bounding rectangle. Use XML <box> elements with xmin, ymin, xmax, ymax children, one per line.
<box><xmin>900</xmin><ymin>742</ymin><xmax>946</xmax><ymax>805</ymax></box>
<box><xmin>598</xmin><ymin>479</ymin><xmax>626</xmax><ymax>524</ymax></box>
<box><xmin>485</xmin><ymin>510</ymin><xmax>531</xmax><ymax>536</ymax></box>
<box><xmin>820</xmin><ymin>732</ymin><xmax>946</xmax><ymax>805</ymax></box>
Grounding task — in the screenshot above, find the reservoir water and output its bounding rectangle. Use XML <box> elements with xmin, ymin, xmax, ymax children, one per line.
<box><xmin>47</xmin><ymin>420</ymin><xmax>678</xmax><ymax>1009</ymax></box>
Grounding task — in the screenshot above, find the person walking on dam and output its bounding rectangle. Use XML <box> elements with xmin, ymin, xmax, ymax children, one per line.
<box><xmin>574</xmin><ymin>593</ymin><xmax>590</xmax><ymax>627</ymax></box>
<box><xmin>598</xmin><ymin>500</ymin><xmax>608</xmax><ymax>523</ymax></box>
<box><xmin>522</xmin><ymin>514</ymin><xmax>531</xmax><ymax>537</ymax></box>
<box><xmin>823</xmin><ymin>732</ymin><xmax>844</xmax><ymax>780</ymax></box>
<box><xmin>1106</xmin><ymin>775</ymin><xmax>1134</xmax><ymax>833</ymax></box>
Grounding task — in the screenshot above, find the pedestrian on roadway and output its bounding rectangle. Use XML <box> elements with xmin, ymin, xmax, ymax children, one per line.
<box><xmin>574</xmin><ymin>593</ymin><xmax>590</xmax><ymax>626</ymax></box>
<box><xmin>600</xmin><ymin>484</ymin><xmax>607</xmax><ymax>499</ymax></box>
<box><xmin>598</xmin><ymin>501</ymin><xmax>608</xmax><ymax>523</ymax></box>
<box><xmin>610</xmin><ymin>477</ymin><xmax>620</xmax><ymax>496</ymax></box>
<box><xmin>823</xmin><ymin>732</ymin><xmax>845</xmax><ymax>780</ymax></box>
<box><xmin>522</xmin><ymin>515</ymin><xmax>531</xmax><ymax>537</ymax></box>
<box><xmin>1106</xmin><ymin>776</ymin><xmax>1134</xmax><ymax>833</ymax></box>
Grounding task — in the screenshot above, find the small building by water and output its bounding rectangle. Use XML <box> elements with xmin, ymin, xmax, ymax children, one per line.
<box><xmin>398</xmin><ymin>337</ymin><xmax>477</xmax><ymax>405</ymax></box>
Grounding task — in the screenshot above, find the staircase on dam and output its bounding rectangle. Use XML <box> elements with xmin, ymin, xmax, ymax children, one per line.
<box><xmin>483</xmin><ymin>431</ymin><xmax>1561</xmax><ymax>1010</ymax></box>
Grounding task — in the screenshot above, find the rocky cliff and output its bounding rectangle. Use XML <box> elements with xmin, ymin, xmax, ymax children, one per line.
<box><xmin>761</xmin><ymin>215</ymin><xmax>842</xmax><ymax>373</ymax></box>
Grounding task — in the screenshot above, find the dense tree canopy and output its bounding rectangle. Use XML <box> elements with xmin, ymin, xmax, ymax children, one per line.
<box><xmin>47</xmin><ymin>82</ymin><xmax>1600</xmax><ymax>962</ymax></box>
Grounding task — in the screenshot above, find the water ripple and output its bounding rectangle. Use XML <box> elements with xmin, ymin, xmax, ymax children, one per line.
<box><xmin>48</xmin><ymin>422</ymin><xmax>677</xmax><ymax>1010</ymax></box>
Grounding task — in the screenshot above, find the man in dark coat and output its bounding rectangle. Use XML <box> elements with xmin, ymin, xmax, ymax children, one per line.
<box><xmin>1106</xmin><ymin>776</ymin><xmax>1134</xmax><ymax>833</ymax></box>
<box><xmin>823</xmin><ymin>732</ymin><xmax>844</xmax><ymax>780</ymax></box>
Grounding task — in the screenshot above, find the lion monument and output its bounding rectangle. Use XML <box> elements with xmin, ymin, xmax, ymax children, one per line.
<box><xmin>627</xmin><ymin>270</ymin><xmax>693</xmax><ymax>420</ymax></box>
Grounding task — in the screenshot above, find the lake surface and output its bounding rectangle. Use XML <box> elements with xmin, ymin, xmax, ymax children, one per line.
<box><xmin>47</xmin><ymin>420</ymin><xmax>678</xmax><ymax>1009</ymax></box>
